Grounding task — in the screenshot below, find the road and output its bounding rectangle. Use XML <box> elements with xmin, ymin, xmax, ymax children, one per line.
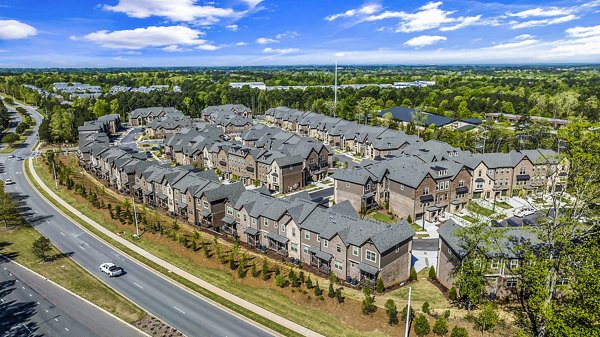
<box><xmin>0</xmin><ymin>258</ymin><xmax>143</xmax><ymax>337</ymax></box>
<box><xmin>1</xmin><ymin>98</ymin><xmax>273</xmax><ymax>337</ymax></box>
<box><xmin>412</xmin><ymin>238</ymin><xmax>438</xmax><ymax>251</ymax></box>
<box><xmin>308</xmin><ymin>187</ymin><xmax>333</xmax><ymax>201</ymax></box>
<box><xmin>333</xmin><ymin>154</ymin><xmax>359</xmax><ymax>169</ymax></box>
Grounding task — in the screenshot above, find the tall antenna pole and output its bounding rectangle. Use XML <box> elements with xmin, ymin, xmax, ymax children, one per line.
<box><xmin>404</xmin><ymin>286</ymin><xmax>412</xmax><ymax>337</ymax></box>
<box><xmin>334</xmin><ymin>61</ymin><xmax>338</xmax><ymax>118</ymax></box>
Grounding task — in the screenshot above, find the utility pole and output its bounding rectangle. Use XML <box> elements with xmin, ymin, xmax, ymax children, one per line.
<box><xmin>132</xmin><ymin>195</ymin><xmax>140</xmax><ymax>237</ymax></box>
<box><xmin>404</xmin><ymin>286</ymin><xmax>412</xmax><ymax>337</ymax></box>
<box><xmin>52</xmin><ymin>161</ymin><xmax>58</xmax><ymax>190</ymax></box>
<box><xmin>334</xmin><ymin>61</ymin><xmax>338</xmax><ymax>118</ymax></box>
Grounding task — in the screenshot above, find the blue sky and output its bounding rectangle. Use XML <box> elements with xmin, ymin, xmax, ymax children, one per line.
<box><xmin>0</xmin><ymin>0</ymin><xmax>599</xmax><ymax>67</ymax></box>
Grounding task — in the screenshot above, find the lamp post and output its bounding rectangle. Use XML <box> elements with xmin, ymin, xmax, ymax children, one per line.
<box><xmin>404</xmin><ymin>286</ymin><xmax>412</xmax><ymax>337</ymax></box>
<box><xmin>132</xmin><ymin>195</ymin><xmax>140</xmax><ymax>238</ymax></box>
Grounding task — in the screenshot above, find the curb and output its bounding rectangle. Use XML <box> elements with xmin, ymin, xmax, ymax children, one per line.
<box><xmin>0</xmin><ymin>256</ymin><xmax>149</xmax><ymax>337</ymax></box>
<box><xmin>25</xmin><ymin>159</ymin><xmax>310</xmax><ymax>337</ymax></box>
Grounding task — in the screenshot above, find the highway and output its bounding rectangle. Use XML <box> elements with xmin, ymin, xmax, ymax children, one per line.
<box><xmin>1</xmin><ymin>99</ymin><xmax>274</xmax><ymax>337</ymax></box>
<box><xmin>0</xmin><ymin>258</ymin><xmax>143</xmax><ymax>337</ymax></box>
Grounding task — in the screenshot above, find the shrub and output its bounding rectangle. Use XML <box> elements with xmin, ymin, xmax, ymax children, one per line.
<box><xmin>361</xmin><ymin>287</ymin><xmax>376</xmax><ymax>315</ymax></box>
<box><xmin>414</xmin><ymin>314</ymin><xmax>431</xmax><ymax>337</ymax></box>
<box><xmin>475</xmin><ymin>304</ymin><xmax>498</xmax><ymax>333</ymax></box>
<box><xmin>32</xmin><ymin>236</ymin><xmax>52</xmax><ymax>261</ymax></box>
<box><xmin>407</xmin><ymin>215</ymin><xmax>413</xmax><ymax>224</ymax></box>
<box><xmin>335</xmin><ymin>289</ymin><xmax>343</xmax><ymax>304</ymax></box>
<box><xmin>314</xmin><ymin>281</ymin><xmax>322</xmax><ymax>296</ymax></box>
<box><xmin>384</xmin><ymin>299</ymin><xmax>399</xmax><ymax>325</ymax></box>
<box><xmin>328</xmin><ymin>282</ymin><xmax>335</xmax><ymax>298</ymax></box>
<box><xmin>305</xmin><ymin>276</ymin><xmax>313</xmax><ymax>289</ymax></box>
<box><xmin>449</xmin><ymin>286</ymin><xmax>458</xmax><ymax>302</ymax></box>
<box><xmin>261</xmin><ymin>258</ymin><xmax>269</xmax><ymax>280</ymax></box>
<box><xmin>273</xmin><ymin>266</ymin><xmax>280</xmax><ymax>276</ymax></box>
<box><xmin>275</xmin><ymin>274</ymin><xmax>287</xmax><ymax>288</ymax></box>
<box><xmin>229</xmin><ymin>253</ymin><xmax>236</xmax><ymax>270</ymax></box>
<box><xmin>237</xmin><ymin>254</ymin><xmax>246</xmax><ymax>278</ymax></box>
<box><xmin>433</xmin><ymin>317</ymin><xmax>449</xmax><ymax>336</ymax></box>
<box><xmin>401</xmin><ymin>305</ymin><xmax>415</xmax><ymax>322</ymax></box>
<box><xmin>429</xmin><ymin>266</ymin><xmax>436</xmax><ymax>280</ymax></box>
<box><xmin>422</xmin><ymin>301</ymin><xmax>430</xmax><ymax>314</ymax></box>
<box><xmin>451</xmin><ymin>326</ymin><xmax>469</xmax><ymax>337</ymax></box>
<box><xmin>444</xmin><ymin>309</ymin><xmax>451</xmax><ymax>319</ymax></box>
<box><xmin>410</xmin><ymin>267</ymin><xmax>418</xmax><ymax>281</ymax></box>
<box><xmin>250</xmin><ymin>263</ymin><xmax>257</xmax><ymax>277</ymax></box>
<box><xmin>298</xmin><ymin>271</ymin><xmax>305</xmax><ymax>284</ymax></box>
<box><xmin>203</xmin><ymin>243</ymin><xmax>210</xmax><ymax>258</ymax></box>
<box><xmin>376</xmin><ymin>278</ymin><xmax>385</xmax><ymax>293</ymax></box>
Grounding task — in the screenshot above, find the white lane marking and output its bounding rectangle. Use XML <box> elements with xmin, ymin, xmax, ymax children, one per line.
<box><xmin>65</xmin><ymin>328</ymin><xmax>69</xmax><ymax>332</ymax></box>
<box><xmin>29</xmin><ymin>294</ymin><xmax>32</xmax><ymax>297</ymax></box>
<box><xmin>45</xmin><ymin>309</ymin><xmax>48</xmax><ymax>313</ymax></box>
<box><xmin>22</xmin><ymin>286</ymin><xmax>25</xmax><ymax>289</ymax></box>
<box><xmin>60</xmin><ymin>232</ymin><xmax>66</xmax><ymax>236</ymax></box>
<box><xmin>133</xmin><ymin>282</ymin><xmax>143</xmax><ymax>289</ymax></box>
<box><xmin>54</xmin><ymin>318</ymin><xmax>58</xmax><ymax>322</ymax></box>
<box><xmin>173</xmin><ymin>306</ymin><xmax>186</xmax><ymax>314</ymax></box>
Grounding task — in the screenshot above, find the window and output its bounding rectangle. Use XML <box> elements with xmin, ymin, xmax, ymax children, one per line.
<box><xmin>459</xmin><ymin>179</ymin><xmax>464</xmax><ymax>187</ymax></box>
<box><xmin>506</xmin><ymin>277</ymin><xmax>518</xmax><ymax>288</ymax></box>
<box><xmin>290</xmin><ymin>243</ymin><xmax>298</xmax><ymax>253</ymax></box>
<box><xmin>423</xmin><ymin>187</ymin><xmax>430</xmax><ymax>195</ymax></box>
<box><xmin>304</xmin><ymin>231</ymin><xmax>310</xmax><ymax>240</ymax></box>
<box><xmin>488</xmin><ymin>169</ymin><xmax>494</xmax><ymax>176</ymax></box>
<box><xmin>303</xmin><ymin>245</ymin><xmax>309</xmax><ymax>254</ymax></box>
<box><xmin>336</xmin><ymin>244</ymin><xmax>341</xmax><ymax>253</ymax></box>
<box><xmin>400</xmin><ymin>184</ymin><xmax>404</xmax><ymax>190</ymax></box>
<box><xmin>520</xmin><ymin>167</ymin><xmax>526</xmax><ymax>175</ymax></box>
<box><xmin>490</xmin><ymin>259</ymin><xmax>501</xmax><ymax>270</ymax></box>
<box><xmin>510</xmin><ymin>259</ymin><xmax>519</xmax><ymax>269</ymax></box>
<box><xmin>316</xmin><ymin>234</ymin><xmax>320</xmax><ymax>242</ymax></box>
<box><xmin>281</xmin><ymin>224</ymin><xmax>286</xmax><ymax>232</ymax></box>
<box><xmin>252</xmin><ymin>218</ymin><xmax>256</xmax><ymax>225</ymax></box>
<box><xmin>352</xmin><ymin>246</ymin><xmax>359</xmax><ymax>256</ymax></box>
<box><xmin>226</xmin><ymin>206</ymin><xmax>233</xmax><ymax>216</ymax></box>
<box><xmin>476</xmin><ymin>182</ymin><xmax>484</xmax><ymax>189</ymax></box>
<box><xmin>334</xmin><ymin>261</ymin><xmax>343</xmax><ymax>271</ymax></box>
<box><xmin>243</xmin><ymin>215</ymin><xmax>247</xmax><ymax>222</ymax></box>
<box><xmin>365</xmin><ymin>184</ymin><xmax>371</xmax><ymax>192</ymax></box>
<box><xmin>292</xmin><ymin>228</ymin><xmax>296</xmax><ymax>237</ymax></box>
<box><xmin>274</xmin><ymin>222</ymin><xmax>278</xmax><ymax>229</ymax></box>
<box><xmin>323</xmin><ymin>239</ymin><xmax>328</xmax><ymax>248</ymax></box>
<box><xmin>263</xmin><ymin>218</ymin><xmax>268</xmax><ymax>227</ymax></box>
<box><xmin>478</xmin><ymin>169</ymin><xmax>482</xmax><ymax>177</ymax></box>
<box><xmin>350</xmin><ymin>261</ymin><xmax>358</xmax><ymax>268</ymax></box>
<box><xmin>203</xmin><ymin>201</ymin><xmax>209</xmax><ymax>209</ymax></box>
<box><xmin>236</xmin><ymin>211</ymin><xmax>240</xmax><ymax>218</ymax></box>
<box><xmin>366</xmin><ymin>250</ymin><xmax>377</xmax><ymax>262</ymax></box>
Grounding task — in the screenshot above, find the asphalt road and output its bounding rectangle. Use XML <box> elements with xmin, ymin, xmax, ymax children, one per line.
<box><xmin>308</xmin><ymin>187</ymin><xmax>334</xmax><ymax>200</ymax></box>
<box><xmin>0</xmin><ymin>258</ymin><xmax>143</xmax><ymax>337</ymax></box>
<box><xmin>333</xmin><ymin>154</ymin><xmax>359</xmax><ymax>168</ymax></box>
<box><xmin>412</xmin><ymin>238</ymin><xmax>439</xmax><ymax>251</ymax></box>
<box><xmin>1</xmin><ymin>99</ymin><xmax>273</xmax><ymax>337</ymax></box>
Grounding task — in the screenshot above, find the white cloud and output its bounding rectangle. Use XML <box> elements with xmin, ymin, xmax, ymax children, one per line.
<box><xmin>162</xmin><ymin>45</ymin><xmax>186</xmax><ymax>52</ymax></box>
<box><xmin>508</xmin><ymin>7</ymin><xmax>572</xmax><ymax>18</ymax></box>
<box><xmin>364</xmin><ymin>2</ymin><xmax>481</xmax><ymax>33</ymax></box>
<box><xmin>240</xmin><ymin>0</ymin><xmax>263</xmax><ymax>7</ymax></box>
<box><xmin>226</xmin><ymin>24</ymin><xmax>238</xmax><ymax>32</ymax></box>
<box><xmin>256</xmin><ymin>37</ymin><xmax>278</xmax><ymax>44</ymax></box>
<box><xmin>102</xmin><ymin>0</ymin><xmax>245</xmax><ymax>23</ymax></box>
<box><xmin>275</xmin><ymin>31</ymin><xmax>299</xmax><ymax>39</ymax></box>
<box><xmin>196</xmin><ymin>44</ymin><xmax>220</xmax><ymax>51</ymax></box>
<box><xmin>81</xmin><ymin>26</ymin><xmax>208</xmax><ymax>49</ymax></box>
<box><xmin>566</xmin><ymin>24</ymin><xmax>600</xmax><ymax>37</ymax></box>
<box><xmin>263</xmin><ymin>47</ymin><xmax>299</xmax><ymax>54</ymax></box>
<box><xmin>235</xmin><ymin>41</ymin><xmax>248</xmax><ymax>46</ymax></box>
<box><xmin>489</xmin><ymin>39</ymin><xmax>539</xmax><ymax>49</ymax></box>
<box><xmin>515</xmin><ymin>34</ymin><xmax>535</xmax><ymax>40</ymax></box>
<box><xmin>404</xmin><ymin>35</ymin><xmax>446</xmax><ymax>47</ymax></box>
<box><xmin>511</xmin><ymin>14</ymin><xmax>577</xmax><ymax>29</ymax></box>
<box><xmin>0</xmin><ymin>20</ymin><xmax>37</xmax><ymax>40</ymax></box>
<box><xmin>326</xmin><ymin>3</ymin><xmax>382</xmax><ymax>21</ymax></box>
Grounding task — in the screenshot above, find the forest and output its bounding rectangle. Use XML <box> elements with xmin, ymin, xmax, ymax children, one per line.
<box><xmin>0</xmin><ymin>65</ymin><xmax>598</xmax><ymax>149</ymax></box>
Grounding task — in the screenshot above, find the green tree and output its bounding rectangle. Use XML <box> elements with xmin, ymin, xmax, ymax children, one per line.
<box><xmin>410</xmin><ymin>266</ymin><xmax>418</xmax><ymax>281</ymax></box>
<box><xmin>412</xmin><ymin>108</ymin><xmax>428</xmax><ymax>138</ymax></box>
<box><xmin>400</xmin><ymin>305</ymin><xmax>415</xmax><ymax>323</ymax></box>
<box><xmin>457</xmin><ymin>101</ymin><xmax>471</xmax><ymax>119</ymax></box>
<box><xmin>361</xmin><ymin>286</ymin><xmax>376</xmax><ymax>315</ymax></box>
<box><xmin>384</xmin><ymin>299</ymin><xmax>399</xmax><ymax>325</ymax></box>
<box><xmin>429</xmin><ymin>266</ymin><xmax>437</xmax><ymax>280</ymax></box>
<box><xmin>382</xmin><ymin>111</ymin><xmax>395</xmax><ymax>128</ymax></box>
<box><xmin>376</xmin><ymin>277</ymin><xmax>385</xmax><ymax>293</ymax></box>
<box><xmin>305</xmin><ymin>275</ymin><xmax>313</xmax><ymax>288</ymax></box>
<box><xmin>2</xmin><ymin>133</ymin><xmax>19</xmax><ymax>146</ymax></box>
<box><xmin>474</xmin><ymin>304</ymin><xmax>498</xmax><ymax>335</ymax></box>
<box><xmin>422</xmin><ymin>301</ymin><xmax>430</xmax><ymax>314</ymax></box>
<box><xmin>328</xmin><ymin>282</ymin><xmax>335</xmax><ymax>298</ymax></box>
<box><xmin>31</xmin><ymin>236</ymin><xmax>52</xmax><ymax>262</ymax></box>
<box><xmin>433</xmin><ymin>317</ymin><xmax>449</xmax><ymax>336</ymax></box>
<box><xmin>414</xmin><ymin>314</ymin><xmax>431</xmax><ymax>337</ymax></box>
<box><xmin>314</xmin><ymin>281</ymin><xmax>322</xmax><ymax>296</ymax></box>
<box><xmin>261</xmin><ymin>258</ymin><xmax>269</xmax><ymax>280</ymax></box>
<box><xmin>93</xmin><ymin>99</ymin><xmax>110</xmax><ymax>118</ymax></box>
<box><xmin>110</xmin><ymin>98</ymin><xmax>120</xmax><ymax>116</ymax></box>
<box><xmin>450</xmin><ymin>326</ymin><xmax>469</xmax><ymax>337</ymax></box>
<box><xmin>449</xmin><ymin>286</ymin><xmax>458</xmax><ymax>302</ymax></box>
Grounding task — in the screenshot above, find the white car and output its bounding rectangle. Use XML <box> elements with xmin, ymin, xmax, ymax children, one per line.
<box><xmin>99</xmin><ymin>263</ymin><xmax>124</xmax><ymax>277</ymax></box>
<box><xmin>8</xmin><ymin>155</ymin><xmax>15</xmax><ymax>158</ymax></box>
<box><xmin>4</xmin><ymin>179</ymin><xmax>14</xmax><ymax>185</ymax></box>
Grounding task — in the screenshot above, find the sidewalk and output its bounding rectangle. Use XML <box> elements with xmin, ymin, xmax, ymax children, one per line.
<box><xmin>27</xmin><ymin>158</ymin><xmax>324</xmax><ymax>337</ymax></box>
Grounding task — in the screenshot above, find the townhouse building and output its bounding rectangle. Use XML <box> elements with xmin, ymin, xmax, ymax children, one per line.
<box><xmin>128</xmin><ymin>107</ymin><xmax>182</xmax><ymax>126</ymax></box>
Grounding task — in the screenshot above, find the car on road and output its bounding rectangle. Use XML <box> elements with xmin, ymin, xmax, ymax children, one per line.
<box><xmin>100</xmin><ymin>263</ymin><xmax>124</xmax><ymax>277</ymax></box>
<box><xmin>145</xmin><ymin>151</ymin><xmax>153</xmax><ymax>158</ymax></box>
<box><xmin>16</xmin><ymin>156</ymin><xmax>23</xmax><ymax>161</ymax></box>
<box><xmin>8</xmin><ymin>155</ymin><xmax>15</xmax><ymax>158</ymax></box>
<box><xmin>151</xmin><ymin>146</ymin><xmax>158</xmax><ymax>151</ymax></box>
<box><xmin>4</xmin><ymin>179</ymin><xmax>14</xmax><ymax>185</ymax></box>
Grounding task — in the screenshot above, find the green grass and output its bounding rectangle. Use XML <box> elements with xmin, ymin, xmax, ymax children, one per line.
<box><xmin>494</xmin><ymin>201</ymin><xmax>512</xmax><ymax>209</ymax></box>
<box><xmin>367</xmin><ymin>212</ymin><xmax>396</xmax><ymax>224</ymax></box>
<box><xmin>0</xmin><ymin>226</ymin><xmax>146</xmax><ymax>324</ymax></box>
<box><xmin>381</xmin><ymin>270</ymin><xmax>449</xmax><ymax>311</ymax></box>
<box><xmin>466</xmin><ymin>202</ymin><xmax>495</xmax><ymax>217</ymax></box>
<box><xmin>411</xmin><ymin>222</ymin><xmax>425</xmax><ymax>232</ymax></box>
<box><xmin>460</xmin><ymin>214</ymin><xmax>479</xmax><ymax>223</ymax></box>
<box><xmin>29</xmin><ymin>160</ymin><xmax>388</xmax><ymax>337</ymax></box>
<box><xmin>1</xmin><ymin>134</ymin><xmax>28</xmax><ymax>153</ymax></box>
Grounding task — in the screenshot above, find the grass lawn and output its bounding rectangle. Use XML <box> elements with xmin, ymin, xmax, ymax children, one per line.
<box><xmin>1</xmin><ymin>134</ymin><xmax>28</xmax><ymax>153</ymax></box>
<box><xmin>0</xmin><ymin>226</ymin><xmax>146</xmax><ymax>324</ymax></box>
<box><xmin>466</xmin><ymin>202</ymin><xmax>495</xmax><ymax>217</ymax></box>
<box><xmin>460</xmin><ymin>214</ymin><xmax>479</xmax><ymax>223</ymax></box>
<box><xmin>410</xmin><ymin>222</ymin><xmax>425</xmax><ymax>232</ymax></box>
<box><xmin>380</xmin><ymin>270</ymin><xmax>449</xmax><ymax>311</ymax></box>
<box><xmin>367</xmin><ymin>212</ymin><xmax>396</xmax><ymax>224</ymax></box>
<box><xmin>30</xmin><ymin>158</ymin><xmax>402</xmax><ymax>337</ymax></box>
<box><xmin>495</xmin><ymin>201</ymin><xmax>512</xmax><ymax>209</ymax></box>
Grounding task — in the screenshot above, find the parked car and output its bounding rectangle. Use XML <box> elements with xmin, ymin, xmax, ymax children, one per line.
<box><xmin>4</xmin><ymin>179</ymin><xmax>14</xmax><ymax>185</ymax></box>
<box><xmin>145</xmin><ymin>151</ymin><xmax>153</xmax><ymax>158</ymax></box>
<box><xmin>151</xmin><ymin>146</ymin><xmax>158</xmax><ymax>151</ymax></box>
<box><xmin>16</xmin><ymin>156</ymin><xmax>23</xmax><ymax>161</ymax></box>
<box><xmin>99</xmin><ymin>263</ymin><xmax>124</xmax><ymax>277</ymax></box>
<box><xmin>8</xmin><ymin>155</ymin><xmax>15</xmax><ymax>158</ymax></box>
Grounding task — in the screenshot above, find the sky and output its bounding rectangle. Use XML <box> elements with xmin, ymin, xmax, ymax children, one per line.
<box><xmin>0</xmin><ymin>0</ymin><xmax>599</xmax><ymax>67</ymax></box>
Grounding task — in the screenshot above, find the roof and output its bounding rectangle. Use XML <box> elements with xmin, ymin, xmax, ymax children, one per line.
<box><xmin>379</xmin><ymin>106</ymin><xmax>456</xmax><ymax>127</ymax></box>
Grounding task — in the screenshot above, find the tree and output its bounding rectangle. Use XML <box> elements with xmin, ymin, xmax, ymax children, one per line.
<box><xmin>93</xmin><ymin>99</ymin><xmax>110</xmax><ymax>118</ymax></box>
<box><xmin>382</xmin><ymin>111</ymin><xmax>395</xmax><ymax>128</ymax></box>
<box><xmin>414</xmin><ymin>314</ymin><xmax>431</xmax><ymax>337</ymax></box>
<box><xmin>429</xmin><ymin>266</ymin><xmax>436</xmax><ymax>280</ymax></box>
<box><xmin>475</xmin><ymin>304</ymin><xmax>498</xmax><ymax>335</ymax></box>
<box><xmin>400</xmin><ymin>305</ymin><xmax>415</xmax><ymax>323</ymax></box>
<box><xmin>376</xmin><ymin>277</ymin><xmax>385</xmax><ymax>293</ymax></box>
<box><xmin>450</xmin><ymin>326</ymin><xmax>469</xmax><ymax>337</ymax></box>
<box><xmin>31</xmin><ymin>236</ymin><xmax>52</xmax><ymax>262</ymax></box>
<box><xmin>275</xmin><ymin>274</ymin><xmax>287</xmax><ymax>287</ymax></box>
<box><xmin>422</xmin><ymin>301</ymin><xmax>430</xmax><ymax>314</ymax></box>
<box><xmin>305</xmin><ymin>275</ymin><xmax>313</xmax><ymax>289</ymax></box>
<box><xmin>449</xmin><ymin>286</ymin><xmax>458</xmax><ymax>302</ymax></box>
<box><xmin>361</xmin><ymin>286</ymin><xmax>376</xmax><ymax>315</ymax></box>
<box><xmin>410</xmin><ymin>266</ymin><xmax>418</xmax><ymax>281</ymax></box>
<box><xmin>328</xmin><ymin>282</ymin><xmax>335</xmax><ymax>298</ymax></box>
<box><xmin>384</xmin><ymin>299</ymin><xmax>399</xmax><ymax>325</ymax></box>
<box><xmin>261</xmin><ymin>258</ymin><xmax>269</xmax><ymax>280</ymax></box>
<box><xmin>412</xmin><ymin>108</ymin><xmax>428</xmax><ymax>138</ymax></box>
<box><xmin>314</xmin><ymin>281</ymin><xmax>322</xmax><ymax>296</ymax></box>
<box><xmin>433</xmin><ymin>317</ymin><xmax>449</xmax><ymax>336</ymax></box>
<box><xmin>250</xmin><ymin>263</ymin><xmax>258</xmax><ymax>277</ymax></box>
<box><xmin>2</xmin><ymin>133</ymin><xmax>19</xmax><ymax>146</ymax></box>
<box><xmin>457</xmin><ymin>101</ymin><xmax>471</xmax><ymax>119</ymax></box>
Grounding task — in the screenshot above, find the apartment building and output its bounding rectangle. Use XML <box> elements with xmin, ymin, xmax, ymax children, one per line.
<box><xmin>128</xmin><ymin>107</ymin><xmax>182</xmax><ymax>126</ymax></box>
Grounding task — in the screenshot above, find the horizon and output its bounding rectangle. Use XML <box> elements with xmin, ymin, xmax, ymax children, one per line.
<box><xmin>1</xmin><ymin>0</ymin><xmax>600</xmax><ymax>67</ymax></box>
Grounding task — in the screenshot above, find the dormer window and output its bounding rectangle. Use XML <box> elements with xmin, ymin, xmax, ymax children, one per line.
<box><xmin>423</xmin><ymin>187</ymin><xmax>430</xmax><ymax>195</ymax></box>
